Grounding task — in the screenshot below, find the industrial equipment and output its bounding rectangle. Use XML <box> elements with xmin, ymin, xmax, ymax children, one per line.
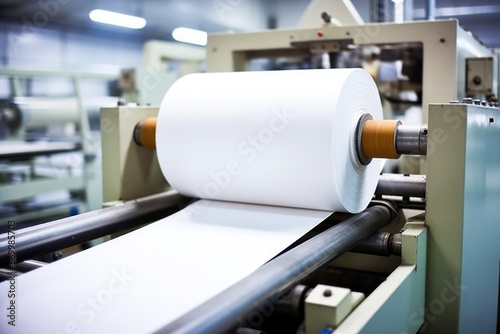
<box><xmin>119</xmin><ymin>40</ymin><xmax>205</xmax><ymax>106</ymax></box>
<box><xmin>0</xmin><ymin>68</ymin><xmax>118</xmax><ymax>228</ymax></box>
<box><xmin>204</xmin><ymin>0</ymin><xmax>498</xmax><ymax>174</ymax></box>
<box><xmin>0</xmin><ymin>1</ymin><xmax>499</xmax><ymax>334</ymax></box>
<box><xmin>1</xmin><ymin>98</ymin><xmax>499</xmax><ymax>333</ymax></box>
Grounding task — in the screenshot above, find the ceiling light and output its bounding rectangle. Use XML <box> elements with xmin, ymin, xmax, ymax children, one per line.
<box><xmin>89</xmin><ymin>9</ymin><xmax>146</xmax><ymax>29</ymax></box>
<box><xmin>172</xmin><ymin>27</ymin><xmax>207</xmax><ymax>46</ymax></box>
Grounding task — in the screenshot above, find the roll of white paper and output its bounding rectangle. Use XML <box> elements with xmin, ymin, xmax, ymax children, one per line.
<box><xmin>157</xmin><ymin>68</ymin><xmax>383</xmax><ymax>213</ymax></box>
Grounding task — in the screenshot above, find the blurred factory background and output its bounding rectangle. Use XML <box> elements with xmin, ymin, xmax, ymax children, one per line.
<box><xmin>1</xmin><ymin>0</ymin><xmax>499</xmax><ymax>72</ymax></box>
<box><xmin>0</xmin><ymin>0</ymin><xmax>498</xmax><ymax>245</ymax></box>
<box><xmin>0</xmin><ymin>1</ymin><xmax>499</xmax><ymax>333</ymax></box>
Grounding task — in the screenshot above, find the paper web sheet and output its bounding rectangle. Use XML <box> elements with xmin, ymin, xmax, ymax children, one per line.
<box><xmin>0</xmin><ymin>200</ymin><xmax>331</xmax><ymax>333</ymax></box>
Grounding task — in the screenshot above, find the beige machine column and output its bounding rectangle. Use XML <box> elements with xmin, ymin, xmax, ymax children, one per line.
<box><xmin>100</xmin><ymin>106</ymin><xmax>168</xmax><ymax>204</ymax></box>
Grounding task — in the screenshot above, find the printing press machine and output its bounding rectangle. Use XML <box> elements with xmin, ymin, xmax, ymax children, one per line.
<box><xmin>2</xmin><ymin>100</ymin><xmax>499</xmax><ymax>334</ymax></box>
<box><xmin>1</xmin><ymin>1</ymin><xmax>500</xmax><ymax>333</ymax></box>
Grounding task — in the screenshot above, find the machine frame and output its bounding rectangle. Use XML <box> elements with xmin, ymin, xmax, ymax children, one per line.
<box><xmin>206</xmin><ymin>19</ymin><xmax>496</xmax><ymax>122</ymax></box>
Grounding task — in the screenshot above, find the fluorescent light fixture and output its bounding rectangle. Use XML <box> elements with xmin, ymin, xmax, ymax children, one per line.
<box><xmin>89</xmin><ymin>9</ymin><xmax>146</xmax><ymax>29</ymax></box>
<box><xmin>172</xmin><ymin>27</ymin><xmax>207</xmax><ymax>46</ymax></box>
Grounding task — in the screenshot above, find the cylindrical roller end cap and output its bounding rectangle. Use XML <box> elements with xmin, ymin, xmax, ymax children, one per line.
<box><xmin>133</xmin><ymin>117</ymin><xmax>157</xmax><ymax>149</ymax></box>
<box><xmin>361</xmin><ymin>119</ymin><xmax>401</xmax><ymax>159</ymax></box>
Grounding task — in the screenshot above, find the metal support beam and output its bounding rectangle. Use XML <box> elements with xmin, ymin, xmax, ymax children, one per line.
<box><xmin>426</xmin><ymin>0</ymin><xmax>436</xmax><ymax>20</ymax></box>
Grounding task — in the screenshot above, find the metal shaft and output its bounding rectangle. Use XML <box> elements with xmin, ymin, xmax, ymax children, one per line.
<box><xmin>156</xmin><ymin>204</ymin><xmax>392</xmax><ymax>334</ymax></box>
<box><xmin>355</xmin><ymin>115</ymin><xmax>427</xmax><ymax>165</ymax></box>
<box><xmin>396</xmin><ymin>124</ymin><xmax>427</xmax><ymax>156</ymax></box>
<box><xmin>16</xmin><ymin>260</ymin><xmax>47</xmax><ymax>272</ymax></box>
<box><xmin>375</xmin><ymin>173</ymin><xmax>426</xmax><ymax>198</ymax></box>
<box><xmin>0</xmin><ymin>269</ymin><xmax>19</xmax><ymax>280</ymax></box>
<box><xmin>351</xmin><ymin>232</ymin><xmax>402</xmax><ymax>256</ymax></box>
<box><xmin>0</xmin><ymin>190</ymin><xmax>188</xmax><ymax>266</ymax></box>
<box><xmin>273</xmin><ymin>284</ymin><xmax>310</xmax><ymax>319</ymax></box>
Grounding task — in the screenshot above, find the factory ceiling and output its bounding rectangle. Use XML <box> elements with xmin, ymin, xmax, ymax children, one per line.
<box><xmin>0</xmin><ymin>0</ymin><xmax>499</xmax><ymax>48</ymax></box>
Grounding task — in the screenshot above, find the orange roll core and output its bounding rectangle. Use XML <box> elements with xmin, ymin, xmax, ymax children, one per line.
<box><xmin>361</xmin><ymin>119</ymin><xmax>401</xmax><ymax>159</ymax></box>
<box><xmin>139</xmin><ymin>117</ymin><xmax>157</xmax><ymax>149</ymax></box>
